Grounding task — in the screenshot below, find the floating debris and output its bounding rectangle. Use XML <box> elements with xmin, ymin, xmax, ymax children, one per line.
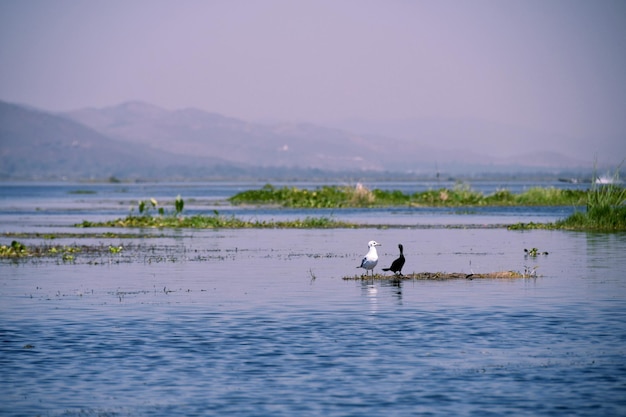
<box><xmin>523</xmin><ymin>265</ymin><xmax>539</xmax><ymax>277</ymax></box>
<box><xmin>524</xmin><ymin>248</ymin><xmax>549</xmax><ymax>257</ymax></box>
<box><xmin>343</xmin><ymin>271</ymin><xmax>526</xmax><ymax>281</ymax></box>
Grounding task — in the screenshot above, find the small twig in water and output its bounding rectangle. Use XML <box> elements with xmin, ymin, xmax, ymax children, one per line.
<box><xmin>523</xmin><ymin>265</ymin><xmax>539</xmax><ymax>278</ymax></box>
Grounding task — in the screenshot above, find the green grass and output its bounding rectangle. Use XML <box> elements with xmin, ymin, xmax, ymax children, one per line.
<box><xmin>75</xmin><ymin>197</ymin><xmax>359</xmax><ymax>229</ymax></box>
<box><xmin>556</xmin><ymin>183</ymin><xmax>626</xmax><ymax>231</ymax></box>
<box><xmin>508</xmin><ymin>182</ymin><xmax>626</xmax><ymax>231</ymax></box>
<box><xmin>229</xmin><ymin>183</ymin><xmax>588</xmax><ymax>208</ymax></box>
<box><xmin>229</xmin><ymin>184</ymin><xmax>375</xmax><ymax>208</ymax></box>
<box><xmin>504</xmin><ymin>163</ymin><xmax>625</xmax><ymax>231</ymax></box>
<box><xmin>68</xmin><ymin>189</ymin><xmax>97</xmax><ymax>195</ymax></box>
<box><xmin>233</xmin><ymin>183</ymin><xmax>625</xmax><ymax>231</ymax></box>
<box><xmin>71</xmin><ymin>183</ymin><xmax>625</xmax><ymax>231</ymax></box>
<box><xmin>77</xmin><ymin>212</ymin><xmax>358</xmax><ymax>229</ymax></box>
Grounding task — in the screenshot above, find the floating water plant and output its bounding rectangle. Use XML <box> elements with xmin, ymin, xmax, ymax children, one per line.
<box><xmin>0</xmin><ymin>240</ymin><xmax>28</xmax><ymax>257</ymax></box>
<box><xmin>230</xmin><ymin>183</ymin><xmax>588</xmax><ymax>208</ymax></box>
<box><xmin>68</xmin><ymin>189</ymin><xmax>97</xmax><ymax>194</ymax></box>
<box><xmin>507</xmin><ymin>222</ymin><xmax>554</xmax><ymax>230</ymax></box>
<box><xmin>67</xmin><ymin>180</ymin><xmax>625</xmax><ymax>231</ymax></box>
<box><xmin>0</xmin><ymin>241</ymin><xmax>138</xmax><ymax>263</ymax></box>
<box><xmin>108</xmin><ymin>245</ymin><xmax>123</xmax><ymax>254</ymax></box>
<box><xmin>524</xmin><ymin>248</ymin><xmax>549</xmax><ymax>257</ymax></box>
<box><xmin>78</xmin><ymin>211</ymin><xmax>358</xmax><ymax>229</ymax></box>
<box><xmin>73</xmin><ymin>193</ymin><xmax>362</xmax><ymax>229</ymax></box>
<box><xmin>3</xmin><ymin>231</ymin><xmax>164</xmax><ymax>239</ymax></box>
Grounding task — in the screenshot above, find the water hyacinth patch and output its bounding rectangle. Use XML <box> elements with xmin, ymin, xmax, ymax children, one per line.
<box><xmin>79</xmin><ymin>212</ymin><xmax>358</xmax><ymax>229</ymax></box>
<box><xmin>229</xmin><ymin>183</ymin><xmax>589</xmax><ymax>208</ymax></box>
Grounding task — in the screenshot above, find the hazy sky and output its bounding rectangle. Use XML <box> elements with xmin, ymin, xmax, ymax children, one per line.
<box><xmin>1</xmin><ymin>0</ymin><xmax>625</xmax><ymax>155</ymax></box>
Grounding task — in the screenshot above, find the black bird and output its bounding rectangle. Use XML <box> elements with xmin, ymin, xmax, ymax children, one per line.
<box><xmin>383</xmin><ymin>244</ymin><xmax>405</xmax><ymax>276</ymax></box>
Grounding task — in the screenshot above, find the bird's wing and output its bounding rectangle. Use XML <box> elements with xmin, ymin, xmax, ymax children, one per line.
<box><xmin>387</xmin><ymin>256</ymin><xmax>405</xmax><ymax>271</ymax></box>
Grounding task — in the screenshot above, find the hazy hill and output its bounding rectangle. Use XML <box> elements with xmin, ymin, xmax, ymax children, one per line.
<box><xmin>1</xmin><ymin>100</ymin><xmax>595</xmax><ymax>180</ymax></box>
<box><xmin>65</xmin><ymin>102</ymin><xmax>394</xmax><ymax>171</ymax></box>
<box><xmin>65</xmin><ymin>101</ymin><xmax>592</xmax><ymax>174</ymax></box>
<box><xmin>0</xmin><ymin>101</ymin><xmax>247</xmax><ymax>180</ymax></box>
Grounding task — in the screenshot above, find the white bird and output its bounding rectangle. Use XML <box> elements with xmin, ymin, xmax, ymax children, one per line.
<box><xmin>357</xmin><ymin>240</ymin><xmax>381</xmax><ymax>276</ymax></box>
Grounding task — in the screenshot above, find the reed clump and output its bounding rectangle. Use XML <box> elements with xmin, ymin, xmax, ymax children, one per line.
<box><xmin>509</xmin><ymin>167</ymin><xmax>625</xmax><ymax>231</ymax></box>
<box><xmin>556</xmin><ymin>182</ymin><xmax>626</xmax><ymax>231</ymax></box>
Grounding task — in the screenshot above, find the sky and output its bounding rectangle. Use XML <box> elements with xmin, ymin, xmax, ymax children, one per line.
<box><xmin>1</xmin><ymin>0</ymin><xmax>625</xmax><ymax>162</ymax></box>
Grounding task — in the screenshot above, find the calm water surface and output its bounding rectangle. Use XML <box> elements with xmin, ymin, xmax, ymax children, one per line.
<box><xmin>1</xmin><ymin>182</ymin><xmax>625</xmax><ymax>416</ymax></box>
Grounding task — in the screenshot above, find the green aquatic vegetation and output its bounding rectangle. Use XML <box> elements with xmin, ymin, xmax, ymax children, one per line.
<box><xmin>175</xmin><ymin>194</ymin><xmax>184</xmax><ymax>215</ymax></box>
<box><xmin>553</xmin><ymin>164</ymin><xmax>625</xmax><ymax>231</ymax></box>
<box><xmin>0</xmin><ymin>241</ymin><xmax>154</xmax><ymax>263</ymax></box>
<box><xmin>69</xmin><ymin>180</ymin><xmax>624</xmax><ymax>231</ymax></box>
<box><xmin>3</xmin><ymin>231</ymin><xmax>163</xmax><ymax>239</ymax></box>
<box><xmin>556</xmin><ymin>186</ymin><xmax>626</xmax><ymax>231</ymax></box>
<box><xmin>410</xmin><ymin>185</ymin><xmax>585</xmax><ymax>206</ymax></box>
<box><xmin>0</xmin><ymin>241</ymin><xmax>85</xmax><ymax>259</ymax></box>
<box><xmin>230</xmin><ymin>184</ymin><xmax>373</xmax><ymax>208</ymax></box>
<box><xmin>371</xmin><ymin>188</ymin><xmax>409</xmax><ymax>205</ymax></box>
<box><xmin>514</xmin><ymin>187</ymin><xmax>581</xmax><ymax>205</ymax></box>
<box><xmin>0</xmin><ymin>240</ymin><xmax>28</xmax><ymax>257</ymax></box>
<box><xmin>76</xmin><ymin>192</ymin><xmax>360</xmax><ymax>229</ymax></box>
<box><xmin>68</xmin><ymin>189</ymin><xmax>97</xmax><ymax>194</ymax></box>
<box><xmin>507</xmin><ymin>183</ymin><xmax>626</xmax><ymax>231</ymax></box>
<box><xmin>483</xmin><ymin>189</ymin><xmax>516</xmax><ymax>205</ymax></box>
<box><xmin>108</xmin><ymin>245</ymin><xmax>123</xmax><ymax>254</ymax></box>
<box><xmin>524</xmin><ymin>248</ymin><xmax>549</xmax><ymax>257</ymax></box>
<box><xmin>138</xmin><ymin>198</ymin><xmax>162</xmax><ymax>215</ymax></box>
<box><xmin>409</xmin><ymin>185</ymin><xmax>485</xmax><ymax>206</ymax></box>
<box><xmin>507</xmin><ymin>222</ymin><xmax>555</xmax><ymax>230</ymax></box>
<box><xmin>79</xmin><ymin>211</ymin><xmax>358</xmax><ymax>229</ymax></box>
<box><xmin>230</xmin><ymin>183</ymin><xmax>588</xmax><ymax>208</ymax></box>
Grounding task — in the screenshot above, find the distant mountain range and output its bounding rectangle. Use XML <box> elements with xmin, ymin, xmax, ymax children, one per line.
<box><xmin>0</xmin><ymin>100</ymin><xmax>596</xmax><ymax>181</ymax></box>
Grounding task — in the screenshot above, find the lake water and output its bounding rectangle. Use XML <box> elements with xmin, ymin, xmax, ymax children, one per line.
<box><xmin>1</xmin><ymin>181</ymin><xmax>625</xmax><ymax>417</ymax></box>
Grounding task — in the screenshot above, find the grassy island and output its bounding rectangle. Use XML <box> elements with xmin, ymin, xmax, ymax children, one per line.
<box><xmin>230</xmin><ymin>183</ymin><xmax>625</xmax><ymax>231</ymax></box>
<box><xmin>68</xmin><ymin>182</ymin><xmax>626</xmax><ymax>232</ymax></box>
<box><xmin>229</xmin><ymin>183</ymin><xmax>588</xmax><ymax>208</ymax></box>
